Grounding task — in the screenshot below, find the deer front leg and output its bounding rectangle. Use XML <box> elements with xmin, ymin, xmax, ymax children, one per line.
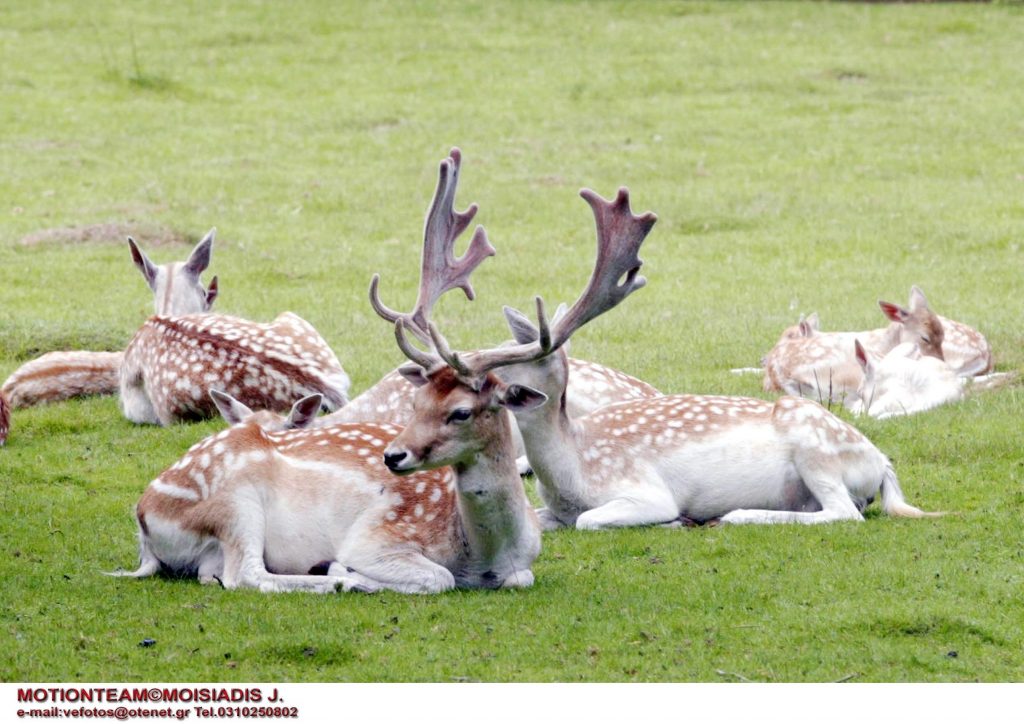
<box><xmin>535</xmin><ymin>507</ymin><xmax>568</xmax><ymax>530</ymax></box>
<box><xmin>574</xmin><ymin>487</ymin><xmax>679</xmax><ymax>530</ymax></box>
<box><xmin>332</xmin><ymin>552</ymin><xmax>457</xmax><ymax>594</ymax></box>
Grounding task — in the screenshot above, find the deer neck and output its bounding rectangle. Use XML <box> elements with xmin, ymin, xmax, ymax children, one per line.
<box><xmin>513</xmin><ymin>389</ymin><xmax>589</xmax><ymax>524</ymax></box>
<box><xmin>450</xmin><ymin>411</ymin><xmax>540</xmax><ymax>587</ymax></box>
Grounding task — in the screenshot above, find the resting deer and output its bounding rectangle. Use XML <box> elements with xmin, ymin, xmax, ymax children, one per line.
<box><xmin>881</xmin><ymin>287</ymin><xmax>991</xmax><ymax>377</ymax></box>
<box><xmin>761</xmin><ymin>286</ymin><xmax>947</xmax><ymax>407</ymax></box>
<box><xmin>119</xmin><ymin>242</ymin><xmax>349</xmax><ymax>425</ymax></box>
<box><xmin>1</xmin><ymin>232</ymin><xmax>219</xmax><ymax>412</ymax></box>
<box><xmin>457</xmin><ymin>188</ymin><xmax>937</xmax><ymax>529</ymax></box>
<box><xmin>112</xmin><ymin>148</ymin><xmax>540</xmax><ymax>593</ymax></box>
<box><xmin>850</xmin><ymin>340</ymin><xmax>964</xmax><ymax>420</ymax></box>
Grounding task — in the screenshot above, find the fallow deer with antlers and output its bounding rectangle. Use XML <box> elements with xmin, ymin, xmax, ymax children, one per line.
<box><xmin>445</xmin><ymin>187</ymin><xmax>938</xmax><ymax>529</ymax></box>
<box><xmin>323</xmin><ymin>150</ymin><xmax>660</xmax><ymax>464</ymax></box>
<box><xmin>112</xmin><ymin>149</ymin><xmax>540</xmax><ymax>593</ymax></box>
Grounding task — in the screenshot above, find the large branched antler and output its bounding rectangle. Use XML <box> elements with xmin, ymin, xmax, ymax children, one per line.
<box><xmin>424</xmin><ymin>186</ymin><xmax>657</xmax><ymax>378</ymax></box>
<box><xmin>370</xmin><ymin>147</ymin><xmax>495</xmax><ymax>345</ymax></box>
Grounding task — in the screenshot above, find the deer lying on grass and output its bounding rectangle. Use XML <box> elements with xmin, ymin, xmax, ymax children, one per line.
<box><xmin>1</xmin><ymin>232</ymin><xmax>219</xmax><ymax>411</ymax></box>
<box><xmin>456</xmin><ymin>188</ymin><xmax>937</xmax><ymax>529</ymax></box>
<box><xmin>761</xmin><ymin>286</ymin><xmax>948</xmax><ymax>407</ymax></box>
<box><xmin>112</xmin><ymin>149</ymin><xmax>541</xmax><ymax>594</ymax></box>
<box><xmin>119</xmin><ymin>244</ymin><xmax>349</xmax><ymax>425</ymax></box>
<box><xmin>850</xmin><ymin>341</ymin><xmax>964</xmax><ymax>419</ymax></box>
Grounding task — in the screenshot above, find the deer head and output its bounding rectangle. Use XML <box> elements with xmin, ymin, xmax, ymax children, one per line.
<box><xmin>878</xmin><ymin>286</ymin><xmax>944</xmax><ymax>360</ymax></box>
<box><xmin>129</xmin><ymin>228</ymin><xmax>219</xmax><ymax>315</ymax></box>
<box><xmin>384</xmin><ymin>186</ymin><xmax>657</xmax><ymax>473</ymax></box>
<box><xmin>210</xmin><ymin>389</ymin><xmax>322</xmax><ymax>432</ymax></box>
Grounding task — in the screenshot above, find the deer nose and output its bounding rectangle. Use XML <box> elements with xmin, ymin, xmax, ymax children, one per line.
<box><xmin>383</xmin><ymin>450</ymin><xmax>408</xmax><ymax>471</ymax></box>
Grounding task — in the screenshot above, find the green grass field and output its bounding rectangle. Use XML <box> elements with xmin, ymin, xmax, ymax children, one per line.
<box><xmin>1</xmin><ymin>1</ymin><xmax>1022</xmax><ymax>682</ymax></box>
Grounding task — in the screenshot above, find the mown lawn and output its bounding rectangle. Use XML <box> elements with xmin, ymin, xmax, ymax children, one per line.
<box><xmin>1</xmin><ymin>0</ymin><xmax>1022</xmax><ymax>682</ymax></box>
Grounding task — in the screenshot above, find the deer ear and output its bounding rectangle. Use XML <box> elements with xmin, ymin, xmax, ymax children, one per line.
<box><xmin>210</xmin><ymin>389</ymin><xmax>252</xmax><ymax>425</ymax></box>
<box><xmin>184</xmin><ymin>228</ymin><xmax>215</xmax><ymax>277</ymax></box>
<box><xmin>205</xmin><ymin>276</ymin><xmax>219</xmax><ymax>309</ymax></box>
<box><xmin>804</xmin><ymin>312</ymin><xmax>820</xmax><ymax>331</ymax></box>
<box><xmin>286</xmin><ymin>394</ymin><xmax>322</xmax><ymax>429</ymax></box>
<box><xmin>503</xmin><ymin>306</ymin><xmax>539</xmax><ymax>344</ymax></box>
<box><xmin>128</xmin><ymin>237</ymin><xmax>159</xmax><ymax>290</ymax></box>
<box><xmin>908</xmin><ymin>285</ymin><xmax>930</xmax><ymax>312</ymax></box>
<box><xmin>798</xmin><ymin>320</ymin><xmax>815</xmax><ymax>338</ymax></box>
<box><xmin>854</xmin><ymin>340</ymin><xmax>873</xmax><ymax>374</ymax></box>
<box><xmin>497</xmin><ymin>383</ymin><xmax>548</xmax><ymax>412</ymax></box>
<box><xmin>878</xmin><ymin>300</ymin><xmax>908</xmax><ymax>323</ymax></box>
<box><xmin>397</xmin><ymin>363</ymin><xmax>431</xmax><ymax>388</ymax></box>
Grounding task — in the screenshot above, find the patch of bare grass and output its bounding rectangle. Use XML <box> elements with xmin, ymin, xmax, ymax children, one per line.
<box><xmin>18</xmin><ymin>223</ymin><xmax>191</xmax><ymax>248</ymax></box>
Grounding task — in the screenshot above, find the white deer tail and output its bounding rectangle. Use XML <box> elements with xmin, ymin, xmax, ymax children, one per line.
<box><xmin>880</xmin><ymin>464</ymin><xmax>944</xmax><ymax>519</ymax></box>
<box><xmin>2</xmin><ymin>350</ymin><xmax>123</xmax><ymax>408</ymax></box>
<box><xmin>105</xmin><ymin>523</ymin><xmax>161</xmax><ymax>578</ymax></box>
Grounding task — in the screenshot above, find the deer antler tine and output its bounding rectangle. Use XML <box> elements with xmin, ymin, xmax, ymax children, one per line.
<box><xmin>369</xmin><ymin>274</ymin><xmax>399</xmax><ymax>324</ymax></box>
<box><xmin>535</xmin><ymin>296</ymin><xmax>552</xmax><ymax>352</ymax></box>
<box><xmin>426</xmin><ymin>322</ymin><xmax>473</xmax><ymax>378</ymax></box>
<box><xmin>374</xmin><ymin>148</ymin><xmax>494</xmax><ymax>353</ymax></box>
<box><xmin>394</xmin><ymin>318</ymin><xmax>441</xmax><ymax>371</ymax></box>
<box><xmin>545</xmin><ymin>186</ymin><xmax>656</xmax><ymax>348</ymax></box>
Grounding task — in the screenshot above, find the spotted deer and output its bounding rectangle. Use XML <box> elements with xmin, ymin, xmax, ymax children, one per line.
<box><xmin>1</xmin><ymin>232</ymin><xmax>220</xmax><ymax>413</ymax></box>
<box><xmin>879</xmin><ymin>286</ymin><xmax>992</xmax><ymax>377</ymax></box>
<box><xmin>209</xmin><ymin>389</ymin><xmax>323</xmax><ymax>432</ymax></box>
<box><xmin>850</xmin><ymin>340</ymin><xmax>964</xmax><ymax>420</ymax></box>
<box><xmin>763</xmin><ymin>285</ymin><xmax>992</xmax><ymax>405</ymax></box>
<box><xmin>111</xmin><ymin>148</ymin><xmax>540</xmax><ymax>594</ymax></box>
<box><xmin>761</xmin><ymin>287</ymin><xmax>947</xmax><ymax>407</ymax></box>
<box><xmin>441</xmin><ymin>188</ymin><xmax>937</xmax><ymax>529</ymax></box>
<box><xmin>119</xmin><ymin>247</ymin><xmax>349</xmax><ymax>425</ymax></box>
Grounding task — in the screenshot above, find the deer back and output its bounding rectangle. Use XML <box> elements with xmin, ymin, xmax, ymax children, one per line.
<box><xmin>937</xmin><ymin>315</ymin><xmax>993</xmax><ymax>376</ymax></box>
<box><xmin>121</xmin><ymin>311</ymin><xmax>350</xmax><ymax>425</ymax></box>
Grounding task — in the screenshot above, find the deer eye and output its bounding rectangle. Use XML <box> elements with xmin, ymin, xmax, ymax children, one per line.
<box><xmin>446</xmin><ymin>408</ymin><xmax>472</xmax><ymax>424</ymax></box>
<box><xmin>920</xmin><ymin>335</ymin><xmax>931</xmax><ymax>344</ymax></box>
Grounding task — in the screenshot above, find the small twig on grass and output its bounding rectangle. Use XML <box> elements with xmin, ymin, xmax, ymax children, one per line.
<box><xmin>715</xmin><ymin>669</ymin><xmax>752</xmax><ymax>682</ymax></box>
<box><xmin>834</xmin><ymin>673</ymin><xmax>860</xmax><ymax>683</ymax></box>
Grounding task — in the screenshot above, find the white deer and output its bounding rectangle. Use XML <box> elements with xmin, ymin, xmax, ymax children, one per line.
<box><xmin>458</xmin><ymin>188</ymin><xmax>939</xmax><ymax>529</ymax></box>
<box><xmin>111</xmin><ymin>148</ymin><xmax>541</xmax><ymax>594</ymax></box>
<box><xmin>1</xmin><ymin>232</ymin><xmax>219</xmax><ymax>412</ymax></box>
<box><xmin>850</xmin><ymin>340</ymin><xmax>964</xmax><ymax>420</ymax></box>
